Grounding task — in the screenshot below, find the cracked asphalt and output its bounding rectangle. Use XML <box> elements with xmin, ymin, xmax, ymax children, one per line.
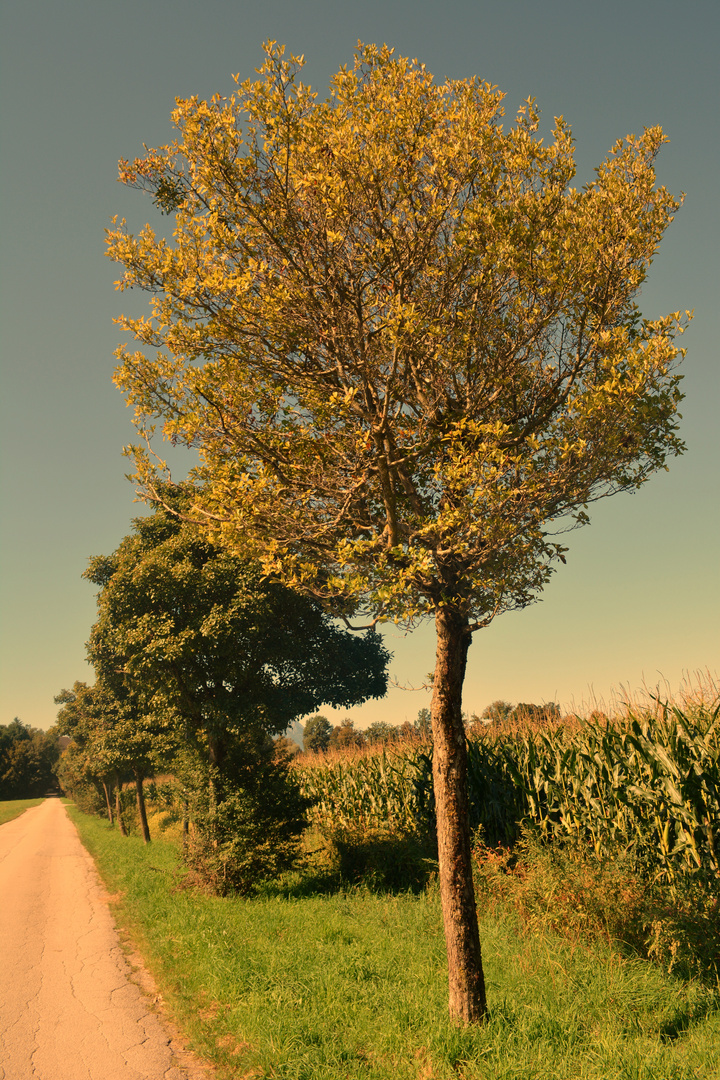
<box><xmin>0</xmin><ymin>798</ymin><xmax>209</xmax><ymax>1080</ymax></box>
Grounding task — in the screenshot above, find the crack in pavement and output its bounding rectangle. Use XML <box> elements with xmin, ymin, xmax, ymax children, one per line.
<box><xmin>0</xmin><ymin>800</ymin><xmax>213</xmax><ymax>1080</ymax></box>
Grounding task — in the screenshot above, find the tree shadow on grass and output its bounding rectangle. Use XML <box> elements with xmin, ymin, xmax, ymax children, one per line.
<box><xmin>260</xmin><ymin>829</ymin><xmax>438</xmax><ymax>899</ymax></box>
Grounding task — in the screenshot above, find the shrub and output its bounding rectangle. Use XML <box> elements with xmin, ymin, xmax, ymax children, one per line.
<box><xmin>183</xmin><ymin>742</ymin><xmax>313</xmax><ymax>896</ymax></box>
<box><xmin>473</xmin><ymin>828</ymin><xmax>720</xmax><ymax>984</ymax></box>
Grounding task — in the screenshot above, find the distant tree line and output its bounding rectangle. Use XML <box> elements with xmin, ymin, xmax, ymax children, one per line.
<box><xmin>0</xmin><ymin>719</ymin><xmax>60</xmax><ymax>799</ymax></box>
<box><xmin>476</xmin><ymin>701</ymin><xmax>562</xmax><ymax>727</ymax></box>
<box><xmin>301</xmin><ymin>700</ymin><xmax>560</xmax><ymax>754</ymax></box>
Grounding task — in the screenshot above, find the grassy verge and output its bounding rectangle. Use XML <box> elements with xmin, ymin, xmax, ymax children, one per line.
<box><xmin>0</xmin><ymin>797</ymin><xmax>47</xmax><ymax>825</ymax></box>
<box><xmin>67</xmin><ymin>804</ymin><xmax>720</xmax><ymax>1080</ymax></box>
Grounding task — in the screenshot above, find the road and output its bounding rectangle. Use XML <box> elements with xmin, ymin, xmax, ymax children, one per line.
<box><xmin>0</xmin><ymin>798</ymin><xmax>209</xmax><ymax>1080</ymax></box>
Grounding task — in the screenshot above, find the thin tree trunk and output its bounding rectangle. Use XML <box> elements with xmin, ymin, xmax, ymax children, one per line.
<box><xmin>134</xmin><ymin>770</ymin><xmax>151</xmax><ymax>844</ymax></box>
<box><xmin>102</xmin><ymin>781</ymin><xmax>114</xmax><ymax>825</ymax></box>
<box><xmin>208</xmin><ymin>737</ymin><xmax>222</xmax><ymax>849</ymax></box>
<box><xmin>115</xmin><ymin>773</ymin><xmax>128</xmax><ymax>836</ymax></box>
<box><xmin>431</xmin><ymin>606</ymin><xmax>487</xmax><ymax>1024</ymax></box>
<box><xmin>182</xmin><ymin>793</ymin><xmax>189</xmax><ymax>858</ymax></box>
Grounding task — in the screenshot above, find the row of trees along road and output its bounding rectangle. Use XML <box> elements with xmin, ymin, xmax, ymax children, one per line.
<box><xmin>55</xmin><ymin>495</ymin><xmax>389</xmax><ymax>881</ymax></box>
<box><xmin>106</xmin><ymin>44</ymin><xmax>689</xmax><ymax>1022</ymax></box>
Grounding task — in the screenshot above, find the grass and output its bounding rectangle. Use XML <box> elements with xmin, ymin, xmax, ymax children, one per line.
<box><xmin>0</xmin><ymin>797</ymin><xmax>47</xmax><ymax>825</ymax></box>
<box><xmin>67</xmin><ymin>804</ymin><xmax>720</xmax><ymax>1080</ymax></box>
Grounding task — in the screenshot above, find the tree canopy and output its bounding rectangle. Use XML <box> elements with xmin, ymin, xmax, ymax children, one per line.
<box><xmin>110</xmin><ymin>44</ymin><xmax>686</xmax><ymax>630</ymax></box>
<box><xmin>84</xmin><ymin>497</ymin><xmax>390</xmax><ymax>767</ymax></box>
<box><xmin>302</xmin><ymin>714</ymin><xmax>332</xmax><ymax>752</ymax></box>
<box><xmin>107</xmin><ymin>43</ymin><xmax>688</xmax><ymax>1023</ymax></box>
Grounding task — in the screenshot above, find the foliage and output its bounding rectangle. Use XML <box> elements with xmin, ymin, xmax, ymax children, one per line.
<box><xmin>326</xmin><ymin>824</ymin><xmax>436</xmax><ymax>892</ymax></box>
<box><xmin>84</xmin><ymin>498</ymin><xmax>390</xmax><ymax>763</ymax></box>
<box><xmin>302</xmin><ymin>713</ymin><xmax>332</xmax><ymax>752</ymax></box>
<box><xmin>55</xmin><ymin>680</ymin><xmax>169</xmax><ymax>805</ymax></box>
<box><xmin>109</xmin><ymin>43</ymin><xmax>688</xmax><ymax>630</ymax></box>
<box><xmin>273</xmin><ymin>734</ymin><xmax>300</xmax><ymax>758</ymax></box>
<box><xmin>107</xmin><ymin>40</ymin><xmax>689</xmax><ymax>1020</ymax></box>
<box><xmin>473</xmin><ymin>830</ymin><xmax>720</xmax><ymax>984</ymax></box>
<box><xmin>181</xmin><ymin>731</ymin><xmax>311</xmax><ymax>895</ymax></box>
<box><xmin>297</xmin><ymin>744</ymin><xmax>432</xmax><ymax>837</ymax></box>
<box><xmin>0</xmin><ymin>719</ymin><xmax>60</xmax><ymax>799</ymax></box>
<box><xmin>54</xmin><ymin>680</ymin><xmax>144</xmax><ymax>831</ymax></box>
<box><xmin>328</xmin><ymin>716</ymin><xmax>366</xmax><ymax>751</ymax></box>
<box><xmin>365</xmin><ymin>720</ymin><xmax>401</xmax><ymax>746</ymax></box>
<box><xmin>480</xmin><ymin>700</ymin><xmax>514</xmax><ymax>724</ymax></box>
<box><xmin>80</xmin><ymin>497</ymin><xmax>388</xmax><ymax>886</ymax></box>
<box><xmin>415</xmin><ymin>708</ymin><xmax>432</xmax><ymax>737</ymax></box>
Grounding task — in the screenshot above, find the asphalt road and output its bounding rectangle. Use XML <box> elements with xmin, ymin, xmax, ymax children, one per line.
<box><xmin>0</xmin><ymin>798</ymin><xmax>208</xmax><ymax>1080</ymax></box>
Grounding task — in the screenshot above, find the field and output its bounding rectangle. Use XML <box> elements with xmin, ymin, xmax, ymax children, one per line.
<box><xmin>64</xmin><ymin>681</ymin><xmax>720</xmax><ymax>1079</ymax></box>
<box><xmin>0</xmin><ymin>797</ymin><xmax>46</xmax><ymax>826</ymax></box>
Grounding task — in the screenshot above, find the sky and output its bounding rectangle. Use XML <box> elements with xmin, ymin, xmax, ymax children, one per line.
<box><xmin>1</xmin><ymin>0</ymin><xmax>718</xmax><ymax>733</ymax></box>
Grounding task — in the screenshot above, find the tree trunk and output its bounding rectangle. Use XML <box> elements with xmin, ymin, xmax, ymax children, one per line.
<box><xmin>182</xmin><ymin>794</ymin><xmax>189</xmax><ymax>858</ymax></box>
<box><xmin>102</xmin><ymin>781</ymin><xmax>114</xmax><ymax>825</ymax></box>
<box><xmin>115</xmin><ymin>773</ymin><xmax>128</xmax><ymax>836</ymax></box>
<box><xmin>208</xmin><ymin>737</ymin><xmax>222</xmax><ymax>849</ymax></box>
<box><xmin>134</xmin><ymin>770</ymin><xmax>151</xmax><ymax>844</ymax></box>
<box><xmin>431</xmin><ymin>607</ymin><xmax>487</xmax><ymax>1024</ymax></box>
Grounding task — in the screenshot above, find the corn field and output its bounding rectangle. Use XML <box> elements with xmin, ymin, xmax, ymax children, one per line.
<box><xmin>295</xmin><ymin>697</ymin><xmax>720</xmax><ymax>887</ymax></box>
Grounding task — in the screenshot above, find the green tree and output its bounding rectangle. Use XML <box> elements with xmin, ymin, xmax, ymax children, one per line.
<box><xmin>107</xmin><ymin>45</ymin><xmax>688</xmax><ymax>1022</ymax></box>
<box><xmin>0</xmin><ymin>719</ymin><xmax>60</xmax><ymax>799</ymax></box>
<box><xmin>365</xmin><ymin>720</ymin><xmax>400</xmax><ymax>746</ymax></box>
<box><xmin>84</xmin><ymin>500</ymin><xmax>389</xmax><ymax>766</ymax></box>
<box><xmin>415</xmin><ymin>708</ymin><xmax>432</xmax><ymax>737</ymax></box>
<box><xmin>328</xmin><ymin>716</ymin><xmax>365</xmax><ymax>750</ymax></box>
<box><xmin>480</xmin><ymin>700</ymin><xmax>514</xmax><ymax>725</ymax></box>
<box><xmin>302</xmin><ymin>714</ymin><xmax>332</xmax><ymax>752</ymax></box>
<box><xmin>512</xmin><ymin>702</ymin><xmax>561</xmax><ymax>725</ymax></box>
<box><xmin>54</xmin><ymin>680</ymin><xmax>160</xmax><ymax>835</ymax></box>
<box><xmin>84</xmin><ymin>499</ymin><xmax>389</xmax><ymax>882</ymax></box>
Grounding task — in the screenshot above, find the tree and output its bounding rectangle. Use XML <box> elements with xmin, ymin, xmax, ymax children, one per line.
<box><xmin>107</xmin><ymin>44</ymin><xmax>688</xmax><ymax>1022</ymax></box>
<box><xmin>54</xmin><ymin>680</ymin><xmax>160</xmax><ymax>836</ymax></box>
<box><xmin>328</xmin><ymin>716</ymin><xmax>365</xmax><ymax>750</ymax></box>
<box><xmin>84</xmin><ymin>499</ymin><xmax>389</xmax><ymax>881</ymax></box>
<box><xmin>0</xmin><ymin>719</ymin><xmax>60</xmax><ymax>799</ymax></box>
<box><xmin>415</xmin><ymin>708</ymin><xmax>432</xmax><ymax>737</ymax></box>
<box><xmin>480</xmin><ymin>700</ymin><xmax>514</xmax><ymax>725</ymax></box>
<box><xmin>84</xmin><ymin>500</ymin><xmax>389</xmax><ymax>766</ymax></box>
<box><xmin>303</xmin><ymin>714</ymin><xmax>332</xmax><ymax>752</ymax></box>
<box><xmin>513</xmin><ymin>702</ymin><xmax>561</xmax><ymax>725</ymax></box>
<box><xmin>365</xmin><ymin>720</ymin><xmax>400</xmax><ymax>746</ymax></box>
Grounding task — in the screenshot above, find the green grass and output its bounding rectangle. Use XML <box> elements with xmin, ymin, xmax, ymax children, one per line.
<box><xmin>67</xmin><ymin>804</ymin><xmax>720</xmax><ymax>1080</ymax></box>
<box><xmin>0</xmin><ymin>797</ymin><xmax>47</xmax><ymax>825</ymax></box>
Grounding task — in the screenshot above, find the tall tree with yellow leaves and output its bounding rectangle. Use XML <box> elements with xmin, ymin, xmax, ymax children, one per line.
<box><xmin>107</xmin><ymin>43</ymin><xmax>688</xmax><ymax>1022</ymax></box>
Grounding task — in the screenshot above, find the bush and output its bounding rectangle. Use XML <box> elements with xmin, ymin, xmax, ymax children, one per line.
<box><xmin>324</xmin><ymin>824</ymin><xmax>437</xmax><ymax>892</ymax></box>
<box><xmin>473</xmin><ymin>828</ymin><xmax>720</xmax><ymax>984</ymax></box>
<box><xmin>182</xmin><ymin>741</ymin><xmax>313</xmax><ymax>896</ymax></box>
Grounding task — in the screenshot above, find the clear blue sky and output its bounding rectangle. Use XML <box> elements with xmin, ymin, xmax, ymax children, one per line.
<box><xmin>1</xmin><ymin>0</ymin><xmax>717</xmax><ymax>731</ymax></box>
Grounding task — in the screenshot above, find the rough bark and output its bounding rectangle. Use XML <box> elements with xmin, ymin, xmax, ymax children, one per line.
<box><xmin>431</xmin><ymin>607</ymin><xmax>487</xmax><ymax>1024</ymax></box>
<box><xmin>134</xmin><ymin>770</ymin><xmax>151</xmax><ymax>844</ymax></box>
